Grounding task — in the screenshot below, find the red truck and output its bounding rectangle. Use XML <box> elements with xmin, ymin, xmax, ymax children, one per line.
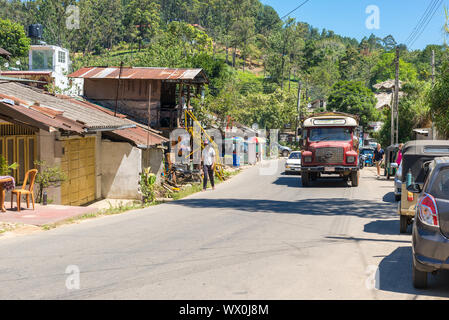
<box><xmin>300</xmin><ymin>112</ymin><xmax>360</xmax><ymax>187</ymax></box>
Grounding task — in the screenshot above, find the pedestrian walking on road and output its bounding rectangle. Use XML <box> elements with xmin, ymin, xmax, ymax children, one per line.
<box><xmin>374</xmin><ymin>143</ymin><xmax>385</xmax><ymax>178</ymax></box>
<box><xmin>202</xmin><ymin>140</ymin><xmax>216</xmax><ymax>191</ymax></box>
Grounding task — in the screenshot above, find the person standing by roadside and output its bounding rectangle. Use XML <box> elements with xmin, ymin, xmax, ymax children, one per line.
<box><xmin>374</xmin><ymin>143</ymin><xmax>385</xmax><ymax>178</ymax></box>
<box><xmin>202</xmin><ymin>140</ymin><xmax>216</xmax><ymax>191</ymax></box>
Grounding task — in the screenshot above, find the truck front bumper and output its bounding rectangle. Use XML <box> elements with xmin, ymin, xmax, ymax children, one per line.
<box><xmin>301</xmin><ymin>166</ymin><xmax>358</xmax><ymax>173</ymax></box>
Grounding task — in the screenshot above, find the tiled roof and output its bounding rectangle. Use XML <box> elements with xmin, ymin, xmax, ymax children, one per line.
<box><xmin>0</xmin><ymin>97</ymin><xmax>85</xmax><ymax>133</ymax></box>
<box><xmin>0</xmin><ymin>81</ymin><xmax>131</xmax><ymax>131</ymax></box>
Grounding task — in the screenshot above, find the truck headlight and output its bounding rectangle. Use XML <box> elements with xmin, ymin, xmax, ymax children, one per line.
<box><xmin>347</xmin><ymin>156</ymin><xmax>356</xmax><ymax>163</ymax></box>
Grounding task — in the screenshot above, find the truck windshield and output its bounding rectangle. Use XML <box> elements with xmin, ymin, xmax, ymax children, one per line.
<box><xmin>309</xmin><ymin>128</ymin><xmax>352</xmax><ymax>142</ymax></box>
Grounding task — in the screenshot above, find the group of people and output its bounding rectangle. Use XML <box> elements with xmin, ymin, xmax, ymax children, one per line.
<box><xmin>373</xmin><ymin>143</ymin><xmax>403</xmax><ymax>179</ymax></box>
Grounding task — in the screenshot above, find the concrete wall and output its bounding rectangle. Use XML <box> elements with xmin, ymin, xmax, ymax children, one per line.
<box><xmin>101</xmin><ymin>141</ymin><xmax>142</xmax><ymax>200</ymax></box>
<box><xmin>142</xmin><ymin>147</ymin><xmax>164</xmax><ymax>184</ymax></box>
<box><xmin>36</xmin><ymin>129</ymin><xmax>61</xmax><ymax>204</ymax></box>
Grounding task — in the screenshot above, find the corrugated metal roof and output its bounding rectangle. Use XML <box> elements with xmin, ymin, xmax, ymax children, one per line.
<box><xmin>0</xmin><ymin>81</ymin><xmax>131</xmax><ymax>130</ymax></box>
<box><xmin>110</xmin><ymin>125</ymin><xmax>167</xmax><ymax>148</ymax></box>
<box><xmin>0</xmin><ymin>71</ymin><xmax>52</xmax><ymax>76</ymax></box>
<box><xmin>68</xmin><ymin>67</ymin><xmax>208</xmax><ymax>83</ymax></box>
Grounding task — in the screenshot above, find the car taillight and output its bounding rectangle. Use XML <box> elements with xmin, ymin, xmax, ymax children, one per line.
<box><xmin>347</xmin><ymin>156</ymin><xmax>355</xmax><ymax>163</ymax></box>
<box><xmin>407</xmin><ymin>192</ymin><xmax>414</xmax><ymax>202</ymax></box>
<box><xmin>417</xmin><ymin>193</ymin><xmax>439</xmax><ymax>227</ymax></box>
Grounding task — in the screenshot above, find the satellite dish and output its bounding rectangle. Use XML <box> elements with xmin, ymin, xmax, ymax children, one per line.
<box><xmin>3</xmin><ymin>62</ymin><xmax>9</xmax><ymax>68</ymax></box>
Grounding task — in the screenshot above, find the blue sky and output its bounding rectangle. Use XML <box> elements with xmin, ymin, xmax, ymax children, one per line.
<box><xmin>260</xmin><ymin>0</ymin><xmax>448</xmax><ymax>50</ymax></box>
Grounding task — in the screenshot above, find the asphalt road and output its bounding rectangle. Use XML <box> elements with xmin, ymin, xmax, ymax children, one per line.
<box><xmin>1</xmin><ymin>160</ymin><xmax>449</xmax><ymax>300</ymax></box>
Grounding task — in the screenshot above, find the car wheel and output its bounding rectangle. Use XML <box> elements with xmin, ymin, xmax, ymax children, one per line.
<box><xmin>412</xmin><ymin>263</ymin><xmax>428</xmax><ymax>289</ymax></box>
<box><xmin>351</xmin><ymin>171</ymin><xmax>359</xmax><ymax>187</ymax></box>
<box><xmin>301</xmin><ymin>171</ymin><xmax>309</xmax><ymax>187</ymax></box>
<box><xmin>400</xmin><ymin>215</ymin><xmax>408</xmax><ymax>233</ymax></box>
<box><xmin>282</xmin><ymin>150</ymin><xmax>289</xmax><ymax>157</ymax></box>
<box><xmin>395</xmin><ymin>194</ymin><xmax>401</xmax><ymax>202</ymax></box>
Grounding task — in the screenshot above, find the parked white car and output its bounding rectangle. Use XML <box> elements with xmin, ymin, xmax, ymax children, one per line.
<box><xmin>285</xmin><ymin>151</ymin><xmax>301</xmax><ymax>174</ymax></box>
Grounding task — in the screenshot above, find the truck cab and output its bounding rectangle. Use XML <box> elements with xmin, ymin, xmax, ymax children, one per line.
<box><xmin>301</xmin><ymin>112</ymin><xmax>360</xmax><ymax>187</ymax></box>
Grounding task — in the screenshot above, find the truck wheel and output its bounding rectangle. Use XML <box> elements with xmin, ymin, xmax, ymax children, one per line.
<box><xmin>311</xmin><ymin>173</ymin><xmax>318</xmax><ymax>181</ymax></box>
<box><xmin>350</xmin><ymin>171</ymin><xmax>359</xmax><ymax>187</ymax></box>
<box><xmin>412</xmin><ymin>263</ymin><xmax>428</xmax><ymax>289</ymax></box>
<box><xmin>301</xmin><ymin>171</ymin><xmax>309</xmax><ymax>187</ymax></box>
<box><xmin>400</xmin><ymin>215</ymin><xmax>408</xmax><ymax>233</ymax></box>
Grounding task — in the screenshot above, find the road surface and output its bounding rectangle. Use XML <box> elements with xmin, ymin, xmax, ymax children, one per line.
<box><xmin>1</xmin><ymin>160</ymin><xmax>448</xmax><ymax>299</ymax></box>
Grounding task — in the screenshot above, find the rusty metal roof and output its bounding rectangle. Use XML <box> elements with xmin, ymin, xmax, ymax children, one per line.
<box><xmin>109</xmin><ymin>125</ymin><xmax>167</xmax><ymax>148</ymax></box>
<box><xmin>0</xmin><ymin>71</ymin><xmax>52</xmax><ymax>76</ymax></box>
<box><xmin>68</xmin><ymin>67</ymin><xmax>209</xmax><ymax>83</ymax></box>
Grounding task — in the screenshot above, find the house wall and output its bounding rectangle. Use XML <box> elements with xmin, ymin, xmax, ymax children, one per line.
<box><xmin>101</xmin><ymin>140</ymin><xmax>142</xmax><ymax>200</ymax></box>
<box><xmin>142</xmin><ymin>147</ymin><xmax>164</xmax><ymax>184</ymax></box>
<box><xmin>37</xmin><ymin>129</ymin><xmax>61</xmax><ymax>204</ymax></box>
<box><xmin>83</xmin><ymin>79</ymin><xmax>162</xmax><ymax>126</ymax></box>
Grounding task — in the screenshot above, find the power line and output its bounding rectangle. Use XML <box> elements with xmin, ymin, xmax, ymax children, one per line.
<box><xmin>409</xmin><ymin>0</ymin><xmax>443</xmax><ymax>48</ymax></box>
<box><xmin>279</xmin><ymin>0</ymin><xmax>312</xmax><ymax>21</ymax></box>
<box><xmin>406</xmin><ymin>0</ymin><xmax>440</xmax><ymax>47</ymax></box>
<box><xmin>245</xmin><ymin>0</ymin><xmax>312</xmax><ymax>43</ymax></box>
<box><xmin>406</xmin><ymin>0</ymin><xmax>443</xmax><ymax>48</ymax></box>
<box><xmin>404</xmin><ymin>0</ymin><xmax>437</xmax><ymax>44</ymax></box>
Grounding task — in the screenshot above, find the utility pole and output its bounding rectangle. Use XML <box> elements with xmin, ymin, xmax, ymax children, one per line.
<box><xmin>431</xmin><ymin>49</ymin><xmax>436</xmax><ymax>140</ymax></box>
<box><xmin>393</xmin><ymin>47</ymin><xmax>400</xmax><ymax>145</ymax></box>
<box><xmin>295</xmin><ymin>81</ymin><xmax>302</xmax><ymax>148</ymax></box>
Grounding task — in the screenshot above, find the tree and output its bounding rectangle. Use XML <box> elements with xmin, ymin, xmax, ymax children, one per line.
<box><xmin>327</xmin><ymin>80</ymin><xmax>378</xmax><ymax>128</ymax></box>
<box><xmin>0</xmin><ymin>18</ymin><xmax>30</xmax><ymax>57</ymax></box>
<box><xmin>377</xmin><ymin>81</ymin><xmax>431</xmax><ymax>146</ymax></box>
<box><xmin>428</xmin><ymin>62</ymin><xmax>449</xmax><ymax>138</ymax></box>
<box><xmin>371</xmin><ymin>52</ymin><xmax>418</xmax><ymax>86</ymax></box>
<box><xmin>124</xmin><ymin>0</ymin><xmax>161</xmax><ymax>51</ymax></box>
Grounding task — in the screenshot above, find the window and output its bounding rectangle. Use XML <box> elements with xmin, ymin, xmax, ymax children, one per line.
<box><xmin>31</xmin><ymin>50</ymin><xmax>53</xmax><ymax>70</ymax></box>
<box><xmin>58</xmin><ymin>51</ymin><xmax>66</xmax><ymax>63</ymax></box>
<box><xmin>289</xmin><ymin>152</ymin><xmax>301</xmax><ymax>159</ymax></box>
<box><xmin>309</xmin><ymin>128</ymin><xmax>352</xmax><ymax>142</ymax></box>
<box><xmin>430</xmin><ymin>167</ymin><xmax>449</xmax><ymax>200</ymax></box>
<box><xmin>424</xmin><ymin>146</ymin><xmax>449</xmax><ymax>154</ymax></box>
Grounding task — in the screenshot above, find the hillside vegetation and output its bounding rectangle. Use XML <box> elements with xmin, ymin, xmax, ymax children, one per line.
<box><xmin>1</xmin><ymin>0</ymin><xmax>448</xmax><ymax>140</ymax></box>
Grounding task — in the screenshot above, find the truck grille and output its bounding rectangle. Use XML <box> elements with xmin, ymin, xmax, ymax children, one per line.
<box><xmin>315</xmin><ymin>147</ymin><xmax>344</xmax><ymax>164</ymax></box>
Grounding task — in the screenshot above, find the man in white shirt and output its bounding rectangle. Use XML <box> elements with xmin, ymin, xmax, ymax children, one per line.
<box><xmin>202</xmin><ymin>140</ymin><xmax>216</xmax><ymax>191</ymax></box>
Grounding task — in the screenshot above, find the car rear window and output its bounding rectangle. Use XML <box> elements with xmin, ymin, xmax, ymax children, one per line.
<box><xmin>424</xmin><ymin>146</ymin><xmax>449</xmax><ymax>154</ymax></box>
<box><xmin>430</xmin><ymin>167</ymin><xmax>449</xmax><ymax>200</ymax></box>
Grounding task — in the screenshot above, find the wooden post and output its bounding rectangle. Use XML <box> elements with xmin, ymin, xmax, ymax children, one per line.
<box><xmin>178</xmin><ymin>82</ymin><xmax>184</xmax><ymax>128</ymax></box>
